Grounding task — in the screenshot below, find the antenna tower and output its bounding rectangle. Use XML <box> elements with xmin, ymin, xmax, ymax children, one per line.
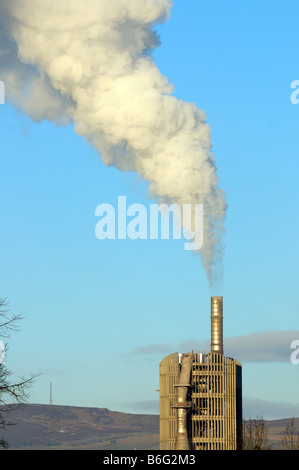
<box><xmin>49</xmin><ymin>381</ymin><xmax>53</xmax><ymax>405</ymax></box>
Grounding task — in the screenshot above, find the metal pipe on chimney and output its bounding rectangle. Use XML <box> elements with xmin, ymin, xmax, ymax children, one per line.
<box><xmin>211</xmin><ymin>296</ymin><xmax>223</xmax><ymax>355</ymax></box>
<box><xmin>174</xmin><ymin>353</ymin><xmax>192</xmax><ymax>450</ymax></box>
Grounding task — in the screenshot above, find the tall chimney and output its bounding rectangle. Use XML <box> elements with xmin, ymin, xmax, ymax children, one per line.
<box><xmin>210</xmin><ymin>296</ymin><xmax>223</xmax><ymax>355</ymax></box>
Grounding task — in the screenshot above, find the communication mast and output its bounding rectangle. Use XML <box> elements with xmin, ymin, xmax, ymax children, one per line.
<box><xmin>49</xmin><ymin>381</ymin><xmax>53</xmax><ymax>406</ymax></box>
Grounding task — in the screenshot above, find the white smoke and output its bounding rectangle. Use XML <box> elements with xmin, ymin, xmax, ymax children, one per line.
<box><xmin>0</xmin><ymin>0</ymin><xmax>226</xmax><ymax>284</ymax></box>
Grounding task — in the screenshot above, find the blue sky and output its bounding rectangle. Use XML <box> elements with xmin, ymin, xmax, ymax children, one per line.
<box><xmin>0</xmin><ymin>0</ymin><xmax>299</xmax><ymax>420</ymax></box>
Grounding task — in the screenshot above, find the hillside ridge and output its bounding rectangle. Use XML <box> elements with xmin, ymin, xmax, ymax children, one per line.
<box><xmin>0</xmin><ymin>403</ymin><xmax>298</xmax><ymax>450</ymax></box>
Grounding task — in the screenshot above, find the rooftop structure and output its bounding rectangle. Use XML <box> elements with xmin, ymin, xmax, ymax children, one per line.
<box><xmin>159</xmin><ymin>296</ymin><xmax>242</xmax><ymax>450</ymax></box>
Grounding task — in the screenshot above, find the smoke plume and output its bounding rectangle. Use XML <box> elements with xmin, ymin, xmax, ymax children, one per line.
<box><xmin>0</xmin><ymin>0</ymin><xmax>226</xmax><ymax>284</ymax></box>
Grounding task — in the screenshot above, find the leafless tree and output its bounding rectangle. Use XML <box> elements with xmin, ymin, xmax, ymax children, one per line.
<box><xmin>0</xmin><ymin>298</ymin><xmax>37</xmax><ymax>448</ymax></box>
<box><xmin>242</xmin><ymin>415</ymin><xmax>271</xmax><ymax>450</ymax></box>
<box><xmin>281</xmin><ymin>418</ymin><xmax>299</xmax><ymax>450</ymax></box>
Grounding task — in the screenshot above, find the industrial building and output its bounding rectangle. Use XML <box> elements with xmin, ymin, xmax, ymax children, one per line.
<box><xmin>159</xmin><ymin>296</ymin><xmax>242</xmax><ymax>450</ymax></box>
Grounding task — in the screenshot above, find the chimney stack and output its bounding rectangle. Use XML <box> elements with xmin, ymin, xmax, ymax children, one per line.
<box><xmin>210</xmin><ymin>296</ymin><xmax>223</xmax><ymax>355</ymax></box>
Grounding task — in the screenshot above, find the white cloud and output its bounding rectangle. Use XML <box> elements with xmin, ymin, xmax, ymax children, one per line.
<box><xmin>243</xmin><ymin>396</ymin><xmax>299</xmax><ymax>420</ymax></box>
<box><xmin>225</xmin><ymin>330</ymin><xmax>299</xmax><ymax>363</ymax></box>
<box><xmin>0</xmin><ymin>0</ymin><xmax>226</xmax><ymax>285</ymax></box>
<box><xmin>130</xmin><ymin>330</ymin><xmax>299</xmax><ymax>363</ymax></box>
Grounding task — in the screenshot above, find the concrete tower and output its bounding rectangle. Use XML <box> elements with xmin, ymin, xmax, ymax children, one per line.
<box><xmin>159</xmin><ymin>296</ymin><xmax>242</xmax><ymax>450</ymax></box>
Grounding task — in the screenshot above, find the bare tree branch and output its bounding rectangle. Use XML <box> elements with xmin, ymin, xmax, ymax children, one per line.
<box><xmin>242</xmin><ymin>415</ymin><xmax>271</xmax><ymax>450</ymax></box>
<box><xmin>281</xmin><ymin>418</ymin><xmax>299</xmax><ymax>450</ymax></box>
<box><xmin>0</xmin><ymin>298</ymin><xmax>38</xmax><ymax>448</ymax></box>
<box><xmin>0</xmin><ymin>298</ymin><xmax>23</xmax><ymax>338</ymax></box>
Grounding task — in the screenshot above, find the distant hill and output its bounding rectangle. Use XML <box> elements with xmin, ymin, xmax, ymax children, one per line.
<box><xmin>0</xmin><ymin>403</ymin><xmax>298</xmax><ymax>450</ymax></box>
<box><xmin>0</xmin><ymin>404</ymin><xmax>160</xmax><ymax>450</ymax></box>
